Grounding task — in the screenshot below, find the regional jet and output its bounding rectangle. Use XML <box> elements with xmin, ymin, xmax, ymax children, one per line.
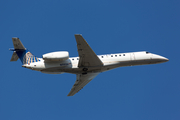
<box><xmin>10</xmin><ymin>34</ymin><xmax>169</xmax><ymax>96</ymax></box>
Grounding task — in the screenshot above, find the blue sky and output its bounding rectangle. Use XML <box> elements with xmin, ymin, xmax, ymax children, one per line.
<box><xmin>1</xmin><ymin>0</ymin><xmax>180</xmax><ymax>120</ymax></box>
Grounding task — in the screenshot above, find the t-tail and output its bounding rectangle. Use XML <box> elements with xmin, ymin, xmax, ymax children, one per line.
<box><xmin>10</xmin><ymin>38</ymin><xmax>40</xmax><ymax>65</ymax></box>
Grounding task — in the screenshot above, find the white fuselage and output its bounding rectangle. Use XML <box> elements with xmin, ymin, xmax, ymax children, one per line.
<box><xmin>11</xmin><ymin>36</ymin><xmax>169</xmax><ymax>96</ymax></box>
<box><xmin>23</xmin><ymin>51</ymin><xmax>168</xmax><ymax>74</ymax></box>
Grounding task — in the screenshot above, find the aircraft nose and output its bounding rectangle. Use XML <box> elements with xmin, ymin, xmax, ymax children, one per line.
<box><xmin>152</xmin><ymin>54</ymin><xmax>169</xmax><ymax>63</ymax></box>
<box><xmin>163</xmin><ymin>57</ymin><xmax>169</xmax><ymax>62</ymax></box>
<box><xmin>159</xmin><ymin>56</ymin><xmax>169</xmax><ymax>62</ymax></box>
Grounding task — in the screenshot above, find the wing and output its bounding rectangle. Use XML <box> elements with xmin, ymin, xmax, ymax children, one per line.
<box><xmin>67</xmin><ymin>72</ymin><xmax>100</xmax><ymax>96</ymax></box>
<box><xmin>75</xmin><ymin>34</ymin><xmax>103</xmax><ymax>68</ymax></box>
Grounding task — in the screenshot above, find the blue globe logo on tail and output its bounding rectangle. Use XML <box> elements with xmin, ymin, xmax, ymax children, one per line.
<box><xmin>23</xmin><ymin>51</ymin><xmax>40</xmax><ymax>65</ymax></box>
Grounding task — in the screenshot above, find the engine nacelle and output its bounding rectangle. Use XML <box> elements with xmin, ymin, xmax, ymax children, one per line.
<box><xmin>43</xmin><ymin>51</ymin><xmax>69</xmax><ymax>62</ymax></box>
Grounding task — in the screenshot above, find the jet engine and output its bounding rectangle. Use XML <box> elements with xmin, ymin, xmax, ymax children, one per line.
<box><xmin>42</xmin><ymin>51</ymin><xmax>69</xmax><ymax>62</ymax></box>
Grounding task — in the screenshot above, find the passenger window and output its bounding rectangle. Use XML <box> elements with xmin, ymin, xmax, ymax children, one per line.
<box><xmin>115</xmin><ymin>55</ymin><xmax>117</xmax><ymax>57</ymax></box>
<box><xmin>72</xmin><ymin>59</ymin><xmax>74</xmax><ymax>60</ymax></box>
<box><xmin>123</xmin><ymin>54</ymin><xmax>125</xmax><ymax>56</ymax></box>
<box><xmin>102</xmin><ymin>56</ymin><xmax>103</xmax><ymax>58</ymax></box>
<box><xmin>111</xmin><ymin>55</ymin><xmax>113</xmax><ymax>57</ymax></box>
<box><xmin>77</xmin><ymin>58</ymin><xmax>79</xmax><ymax>60</ymax></box>
<box><xmin>119</xmin><ymin>55</ymin><xmax>121</xmax><ymax>56</ymax></box>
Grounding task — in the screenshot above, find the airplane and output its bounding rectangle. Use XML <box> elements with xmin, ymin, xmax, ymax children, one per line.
<box><xmin>9</xmin><ymin>34</ymin><xmax>169</xmax><ymax>96</ymax></box>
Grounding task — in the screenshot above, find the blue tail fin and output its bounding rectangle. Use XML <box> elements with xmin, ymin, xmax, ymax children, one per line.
<box><xmin>10</xmin><ymin>38</ymin><xmax>40</xmax><ymax>64</ymax></box>
<box><xmin>16</xmin><ymin>49</ymin><xmax>40</xmax><ymax>64</ymax></box>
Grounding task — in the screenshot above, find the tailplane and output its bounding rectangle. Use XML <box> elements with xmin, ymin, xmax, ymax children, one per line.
<box><xmin>10</xmin><ymin>51</ymin><xmax>19</xmax><ymax>61</ymax></box>
<box><xmin>10</xmin><ymin>38</ymin><xmax>40</xmax><ymax>64</ymax></box>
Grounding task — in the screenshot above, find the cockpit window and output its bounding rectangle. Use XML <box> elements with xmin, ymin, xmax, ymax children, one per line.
<box><xmin>146</xmin><ymin>51</ymin><xmax>150</xmax><ymax>54</ymax></box>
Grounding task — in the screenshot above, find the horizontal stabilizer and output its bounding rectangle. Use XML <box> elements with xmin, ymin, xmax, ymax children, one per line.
<box><xmin>10</xmin><ymin>51</ymin><xmax>19</xmax><ymax>61</ymax></box>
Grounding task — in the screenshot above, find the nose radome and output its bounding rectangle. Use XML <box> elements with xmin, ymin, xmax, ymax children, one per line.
<box><xmin>163</xmin><ymin>57</ymin><xmax>169</xmax><ymax>62</ymax></box>
<box><xmin>153</xmin><ymin>54</ymin><xmax>169</xmax><ymax>62</ymax></box>
<box><xmin>159</xmin><ymin>56</ymin><xmax>169</xmax><ymax>62</ymax></box>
